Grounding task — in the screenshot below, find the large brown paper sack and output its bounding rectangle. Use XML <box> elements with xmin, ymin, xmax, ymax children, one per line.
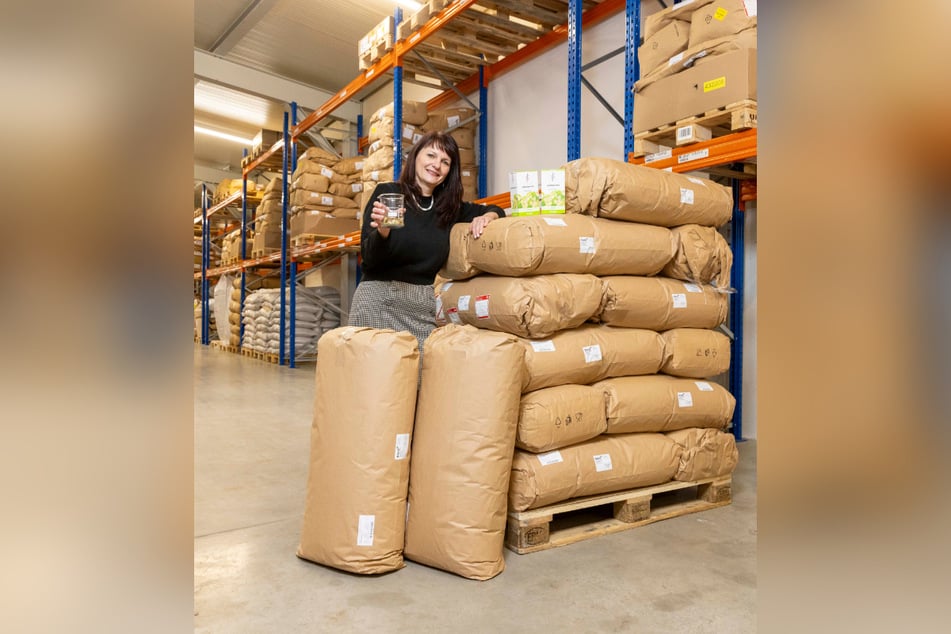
<box><xmin>368</xmin><ymin>117</ymin><xmax>394</xmax><ymax>143</ymax></box>
<box><xmin>517</xmin><ymin>384</ymin><xmax>607</xmax><ymax>452</ymax></box>
<box><xmin>635</xmin><ymin>28</ymin><xmax>757</xmax><ymax>92</ymax></box>
<box><xmin>448</xmin><ymin>126</ymin><xmax>474</xmax><ymax>149</ymax></box>
<box><xmin>258</xmin><ymin>198</ymin><xmax>281</xmax><ymax>217</ymax></box>
<box><xmin>293</xmin><ymin>159</ymin><xmax>346</xmax><ymax>183</ymax></box>
<box><xmin>404</xmin><ymin>325</ymin><xmax>524</xmax><ymax>580</ymax></box>
<box><xmin>329</xmin><ymin>181</ymin><xmax>363</xmax><ymax>199</ymax></box>
<box><xmin>508</xmin><ymin>433</ymin><xmax>681</xmax><ymax>511</ymax></box>
<box><xmin>661</xmin><ymin>328</ymin><xmax>731</xmax><ymax>378</ymax></box>
<box><xmin>663</xmin><ymin>224</ymin><xmax>733</xmax><ymax>290</ymax></box>
<box><xmin>297</xmin><ymin>327</ymin><xmax>419</xmax><ymax>574</ymax></box>
<box><xmin>333</xmin><ymin>156</ymin><xmax>365</xmax><ymax>176</ymax></box>
<box><xmin>439</xmin><ymin>223</ymin><xmax>483</xmax><ymax>281</ymax></box>
<box><xmin>643</xmin><ymin>0</ymin><xmax>713</xmax><ymax>39</ymax></box>
<box><xmin>435</xmin><ymin>274</ymin><xmax>605</xmax><ymax>339</ymax></box>
<box><xmin>300</xmin><ymin>146</ymin><xmax>340</xmax><ymax>165</ymax></box>
<box><xmin>688</xmin><ymin>0</ymin><xmax>757</xmax><ymax>48</ymax></box>
<box><xmin>564</xmin><ymin>157</ymin><xmax>732</xmax><ymax>227</ymax></box>
<box><xmin>362</xmin><ymin>167</ymin><xmax>394</xmax><ymax>183</ymax></box>
<box><xmin>593</xmin><ymin>375</ymin><xmax>734</xmax><ymax>433</ymax></box>
<box><xmin>600</xmin><ymin>276</ymin><xmax>728</xmax><ymax>330</ymax></box>
<box><xmin>667</xmin><ymin>428</ymin><xmax>738</xmax><ymax>481</ymax></box>
<box><xmin>364</xmin><ymin>146</ymin><xmax>395</xmax><ymax>172</ymax></box>
<box><xmin>263</xmin><ymin>177</ymin><xmax>283</xmax><ymax>193</ymax></box>
<box><xmin>520</xmin><ymin>324</ymin><xmax>665</xmax><ymax>392</ymax></box>
<box><xmin>424</xmin><ymin>107</ymin><xmax>478</xmax><ymax>131</ymax></box>
<box><xmin>372</xmin><ymin>100</ymin><xmax>428</xmax><ymax>126</ymax></box>
<box><xmin>292</xmin><ymin>172</ymin><xmax>331</xmax><ymax>193</ymax></box>
<box><xmin>291</xmin><ymin>189</ymin><xmax>357</xmax><ymax>210</ymax></box>
<box><xmin>466</xmin><ymin>215</ymin><xmax>676</xmax><ymax>277</ymax></box>
<box><xmin>638</xmin><ymin>19</ymin><xmax>690</xmax><ymax>76</ymax></box>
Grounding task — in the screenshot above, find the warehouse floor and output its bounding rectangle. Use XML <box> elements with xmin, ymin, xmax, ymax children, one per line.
<box><xmin>194</xmin><ymin>344</ymin><xmax>757</xmax><ymax>632</ymax></box>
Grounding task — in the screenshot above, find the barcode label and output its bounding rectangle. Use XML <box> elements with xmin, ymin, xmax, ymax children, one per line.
<box><xmin>677</xmin><ymin>126</ymin><xmax>693</xmax><ymax>140</ymax></box>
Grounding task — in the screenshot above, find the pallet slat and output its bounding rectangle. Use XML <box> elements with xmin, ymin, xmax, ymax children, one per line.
<box><xmin>633</xmin><ymin>100</ymin><xmax>757</xmax><ymax>159</ymax></box>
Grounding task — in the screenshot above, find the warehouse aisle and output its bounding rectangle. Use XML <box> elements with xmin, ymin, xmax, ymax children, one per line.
<box><xmin>194</xmin><ymin>345</ymin><xmax>757</xmax><ymax>633</ymax></box>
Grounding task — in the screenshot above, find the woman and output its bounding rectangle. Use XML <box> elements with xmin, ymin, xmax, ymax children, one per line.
<box><xmin>348</xmin><ymin>130</ymin><xmax>505</xmax><ymax>351</ymax></box>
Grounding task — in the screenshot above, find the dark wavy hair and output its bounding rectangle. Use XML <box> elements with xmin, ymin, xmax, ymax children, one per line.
<box><xmin>398</xmin><ymin>130</ymin><xmax>463</xmax><ymax>229</ymax></box>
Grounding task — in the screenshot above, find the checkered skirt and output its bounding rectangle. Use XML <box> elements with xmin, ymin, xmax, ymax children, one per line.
<box><xmin>348</xmin><ymin>280</ymin><xmax>437</xmax><ymax>352</ymax></box>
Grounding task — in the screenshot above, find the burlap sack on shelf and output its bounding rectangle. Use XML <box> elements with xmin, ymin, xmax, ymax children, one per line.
<box><xmin>508</xmin><ymin>433</ymin><xmax>681</xmax><ymax>511</ymax></box>
<box><xmin>660</xmin><ymin>328</ymin><xmax>731</xmax><ymax>378</ymax></box>
<box><xmin>297</xmin><ymin>327</ymin><xmax>419</xmax><ymax>574</ymax></box>
<box><xmin>666</xmin><ymin>427</ymin><xmax>739</xmax><ymax>481</ymax></box>
<box><xmin>404</xmin><ymin>324</ymin><xmax>524</xmax><ymax>581</ymax></box>
<box><xmin>517</xmin><ymin>384</ymin><xmax>607</xmax><ymax>453</ymax></box>
<box><xmin>434</xmin><ymin>274</ymin><xmax>606</xmax><ymax>338</ymax></box>
<box><xmin>593</xmin><ymin>374</ymin><xmax>734</xmax><ymax>433</ymax></box>
<box><xmin>600</xmin><ymin>275</ymin><xmax>728</xmax><ymax>331</ymax></box>
<box><xmin>519</xmin><ymin>324</ymin><xmax>666</xmax><ymax>392</ymax></box>
<box><xmin>664</xmin><ymin>224</ymin><xmax>733</xmax><ymax>290</ymax></box>
<box><xmin>564</xmin><ymin>157</ymin><xmax>733</xmax><ymax>227</ymax></box>
<box><xmin>464</xmin><ymin>215</ymin><xmax>676</xmax><ymax>278</ymax></box>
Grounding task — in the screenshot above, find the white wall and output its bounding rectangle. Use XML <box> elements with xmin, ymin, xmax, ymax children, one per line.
<box><xmin>742</xmin><ymin>204</ymin><xmax>758</xmax><ymax>439</ymax></box>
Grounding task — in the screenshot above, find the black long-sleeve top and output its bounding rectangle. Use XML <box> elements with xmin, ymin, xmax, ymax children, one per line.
<box><xmin>360</xmin><ymin>181</ymin><xmax>506</xmax><ymax>285</ymax></box>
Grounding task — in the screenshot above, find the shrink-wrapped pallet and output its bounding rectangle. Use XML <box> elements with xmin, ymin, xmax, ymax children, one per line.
<box><xmin>464</xmin><ymin>214</ymin><xmax>676</xmax><ymax>277</ymax></box>
<box><xmin>517</xmin><ymin>384</ymin><xmax>607</xmax><ymax>453</ymax></box>
<box><xmin>519</xmin><ymin>324</ymin><xmax>666</xmax><ymax>392</ymax></box>
<box><xmin>664</xmin><ymin>224</ymin><xmax>733</xmax><ymax>290</ymax></box>
<box><xmin>600</xmin><ymin>276</ymin><xmax>728</xmax><ymax>331</ymax></box>
<box><xmin>661</xmin><ymin>328</ymin><xmax>731</xmax><ymax>378</ymax></box>
<box><xmin>564</xmin><ymin>157</ymin><xmax>733</xmax><ymax>227</ymax></box>
<box><xmin>434</xmin><ymin>274</ymin><xmax>605</xmax><ymax>339</ymax></box>
<box><xmin>667</xmin><ymin>428</ymin><xmax>739</xmax><ymax>481</ymax></box>
<box><xmin>297</xmin><ymin>327</ymin><xmax>419</xmax><ymax>574</ymax></box>
<box><xmin>508</xmin><ymin>433</ymin><xmax>681</xmax><ymax>511</ymax></box>
<box><xmin>404</xmin><ymin>325</ymin><xmax>524</xmax><ymax>580</ymax></box>
<box><xmin>593</xmin><ymin>375</ymin><xmax>735</xmax><ymax>433</ymax></box>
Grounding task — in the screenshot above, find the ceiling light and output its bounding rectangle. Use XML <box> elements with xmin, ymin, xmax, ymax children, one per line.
<box><xmin>194</xmin><ymin>125</ymin><xmax>254</xmax><ymax>145</ymax></box>
<box><xmin>397</xmin><ymin>1</ymin><xmax>423</xmax><ymax>11</ymax></box>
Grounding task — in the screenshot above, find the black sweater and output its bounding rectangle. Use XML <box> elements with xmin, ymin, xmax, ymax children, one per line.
<box><xmin>360</xmin><ymin>182</ymin><xmax>505</xmax><ymax>285</ymax></box>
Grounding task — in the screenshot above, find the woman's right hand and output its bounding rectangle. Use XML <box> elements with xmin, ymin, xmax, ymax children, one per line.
<box><xmin>368</xmin><ymin>200</ymin><xmax>390</xmax><ymax>239</ymax></box>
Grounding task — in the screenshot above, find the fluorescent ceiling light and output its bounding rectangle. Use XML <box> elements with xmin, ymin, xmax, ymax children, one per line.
<box><xmin>195</xmin><ymin>125</ymin><xmax>254</xmax><ymax>145</ymax></box>
<box><xmin>397</xmin><ymin>0</ymin><xmax>423</xmax><ymax>11</ymax></box>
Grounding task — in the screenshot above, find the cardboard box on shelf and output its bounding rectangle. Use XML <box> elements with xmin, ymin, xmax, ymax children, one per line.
<box><xmin>634</xmin><ymin>47</ymin><xmax>756</xmax><ymax>134</ymax></box>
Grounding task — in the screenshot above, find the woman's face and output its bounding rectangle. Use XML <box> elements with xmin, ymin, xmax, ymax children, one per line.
<box><xmin>414</xmin><ymin>143</ymin><xmax>451</xmax><ymax>194</ymax></box>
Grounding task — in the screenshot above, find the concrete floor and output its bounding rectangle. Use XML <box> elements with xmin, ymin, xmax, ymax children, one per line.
<box><xmin>195</xmin><ymin>344</ymin><xmax>757</xmax><ymax>633</ymax></box>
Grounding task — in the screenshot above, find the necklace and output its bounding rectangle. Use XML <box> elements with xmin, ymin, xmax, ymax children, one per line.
<box><xmin>415</xmin><ymin>194</ymin><xmax>434</xmax><ymax>212</ymax></box>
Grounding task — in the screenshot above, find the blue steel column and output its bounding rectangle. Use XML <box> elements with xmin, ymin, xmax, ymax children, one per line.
<box><xmin>624</xmin><ymin>0</ymin><xmax>640</xmax><ymax>159</ymax></box>
<box><xmin>239</xmin><ymin>149</ymin><xmax>248</xmax><ymax>347</ymax></box>
<box><xmin>478</xmin><ymin>65</ymin><xmax>487</xmax><ymax>198</ymax></box>
<box><xmin>393</xmin><ymin>8</ymin><xmax>403</xmax><ymax>179</ymax></box>
<box><xmin>289</xmin><ymin>103</ymin><xmax>298</xmax><ymax>368</ymax></box>
<box><xmin>729</xmin><ymin>180</ymin><xmax>745</xmax><ymax>440</ymax></box>
<box><xmin>201</xmin><ymin>184</ymin><xmax>210</xmax><ymax>345</ymax></box>
<box><xmin>567</xmin><ymin>0</ymin><xmax>582</xmax><ymax>161</ymax></box>
<box><xmin>279</xmin><ymin>111</ymin><xmax>289</xmax><ymax>365</ymax></box>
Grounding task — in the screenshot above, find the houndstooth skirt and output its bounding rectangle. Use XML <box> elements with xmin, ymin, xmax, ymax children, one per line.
<box><xmin>348</xmin><ymin>280</ymin><xmax>437</xmax><ymax>353</ymax></box>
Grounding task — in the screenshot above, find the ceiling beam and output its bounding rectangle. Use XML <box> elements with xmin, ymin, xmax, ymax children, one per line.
<box><xmin>209</xmin><ymin>0</ymin><xmax>281</xmax><ymax>55</ymax></box>
<box><xmin>194</xmin><ymin>50</ymin><xmax>361</xmax><ymax>123</ymax></box>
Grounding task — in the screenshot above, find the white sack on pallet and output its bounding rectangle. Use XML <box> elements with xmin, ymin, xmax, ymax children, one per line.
<box><xmin>463</xmin><ymin>214</ymin><xmax>676</xmax><ymax>278</ymax></box>
<box><xmin>564</xmin><ymin>157</ymin><xmax>733</xmax><ymax>227</ymax></box>
<box><xmin>297</xmin><ymin>327</ymin><xmax>419</xmax><ymax>574</ymax></box>
<box><xmin>434</xmin><ymin>274</ymin><xmax>606</xmax><ymax>339</ymax></box>
<box><xmin>519</xmin><ymin>324</ymin><xmax>666</xmax><ymax>393</ymax></box>
<box><xmin>600</xmin><ymin>276</ymin><xmax>728</xmax><ymax>331</ymax></box>
<box><xmin>663</xmin><ymin>224</ymin><xmax>733</xmax><ymax>290</ymax></box>
<box><xmin>517</xmin><ymin>384</ymin><xmax>607</xmax><ymax>453</ymax></box>
<box><xmin>666</xmin><ymin>427</ymin><xmax>739</xmax><ymax>481</ymax></box>
<box><xmin>660</xmin><ymin>328</ymin><xmax>731</xmax><ymax>378</ymax></box>
<box><xmin>592</xmin><ymin>374</ymin><xmax>735</xmax><ymax>434</ymax></box>
<box><xmin>508</xmin><ymin>433</ymin><xmax>681</xmax><ymax>512</ymax></box>
<box><xmin>404</xmin><ymin>324</ymin><xmax>524</xmax><ymax>581</ymax></box>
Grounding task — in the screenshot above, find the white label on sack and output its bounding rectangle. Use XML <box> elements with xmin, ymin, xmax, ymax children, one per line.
<box><xmin>434</xmin><ymin>296</ymin><xmax>444</xmax><ymax>322</ymax></box>
<box><xmin>677</xmin><ymin>126</ymin><xmax>693</xmax><ymax>141</ymax></box>
<box><xmin>371</xmin><ymin>170</ymin><xmax>381</xmax><ymax>180</ymax></box>
<box><xmin>677</xmin><ymin>392</ymin><xmax>694</xmax><ymax>408</ymax></box>
<box><xmin>321</xmin><ymin>196</ymin><xmax>334</xmax><ymax>206</ymax></box>
<box><xmin>695</xmin><ymin>381</ymin><xmax>715</xmax><ymax>391</ymax></box>
<box><xmin>582</xmin><ymin>344</ymin><xmax>602</xmax><ymax>363</ymax></box>
<box><xmin>530</xmin><ymin>340</ymin><xmax>556</xmax><ymax>353</ymax></box>
<box><xmin>684</xmin><ymin>283</ymin><xmax>703</xmax><ymax>293</ymax></box>
<box><xmin>351</xmin><ymin>183</ymin><xmax>363</xmax><ymax>193</ymax></box>
<box><xmin>672</xmin><ymin>293</ymin><xmax>688</xmax><ymax>308</ymax></box>
<box><xmin>447</xmin><ymin>308</ymin><xmax>461</xmax><ymax>324</ymax></box>
<box><xmin>394</xmin><ymin>433</ymin><xmax>410</xmax><ymax>460</ymax></box>
<box><xmin>645</xmin><ymin>148</ymin><xmax>672</xmax><ymax>164</ymax></box>
<box><xmin>679</xmin><ymin>149</ymin><xmax>710</xmax><ymax>164</ymax></box>
<box><xmin>355</xmin><ymin>161</ymin><xmax>365</xmax><ymax>170</ymax></box>
<box><xmin>579</xmin><ymin>236</ymin><xmax>596</xmax><ymax>254</ymax></box>
<box><xmin>537</xmin><ymin>450</ymin><xmax>564</xmax><ymax>466</ymax></box>
<box><xmin>593</xmin><ymin>453</ymin><xmax>613</xmax><ymax>472</ymax></box>
<box><xmin>687</xmin><ymin>177</ymin><xmax>706</xmax><ymax>185</ymax></box>
<box><xmin>441</xmin><ymin>282</ymin><xmax>453</xmax><ymax>291</ymax></box>
<box><xmin>403</xmin><ymin>124</ymin><xmax>415</xmax><ymax>140</ymax></box>
<box><xmin>743</xmin><ymin>0</ymin><xmax>757</xmax><ymax>16</ymax></box>
<box><xmin>462</xmin><ymin>170</ymin><xmax>472</xmax><ymax>177</ymax></box>
<box><xmin>680</xmin><ymin>188</ymin><xmax>695</xmax><ymax>205</ymax></box>
<box><xmin>543</xmin><ymin>217</ymin><xmax>568</xmax><ymax>226</ymax></box>
<box><xmin>447</xmin><ymin>115</ymin><xmax>461</xmax><ymax>128</ymax></box>
<box><xmin>668</xmin><ymin>51</ymin><xmax>685</xmax><ymax>67</ymax></box>
<box><xmin>321</xmin><ymin>167</ymin><xmax>334</xmax><ymax>179</ymax></box>
<box><xmin>457</xmin><ymin>295</ymin><xmax>471</xmax><ymax>311</ymax></box>
<box><xmin>357</xmin><ymin>515</ymin><xmax>375</xmax><ymax>546</ymax></box>
<box><xmin>474</xmin><ymin>295</ymin><xmax>490</xmax><ymax>319</ymax></box>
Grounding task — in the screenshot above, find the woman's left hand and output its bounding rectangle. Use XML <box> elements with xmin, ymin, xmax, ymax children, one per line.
<box><xmin>470</xmin><ymin>212</ymin><xmax>499</xmax><ymax>239</ymax></box>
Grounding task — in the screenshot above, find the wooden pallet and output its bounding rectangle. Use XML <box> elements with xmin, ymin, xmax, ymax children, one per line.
<box><xmin>240</xmin><ymin>347</ymin><xmax>281</xmax><ymax>364</ymax></box>
<box><xmin>250</xmin><ymin>247</ymin><xmax>280</xmax><ymax>259</ymax></box>
<box><xmin>632</xmin><ymin>100</ymin><xmax>757</xmax><ymax>159</ymax></box>
<box><xmin>290</xmin><ymin>233</ymin><xmax>353</xmax><ymax>248</ymax></box>
<box><xmin>505</xmin><ymin>475</ymin><xmax>732</xmax><ymax>554</ymax></box>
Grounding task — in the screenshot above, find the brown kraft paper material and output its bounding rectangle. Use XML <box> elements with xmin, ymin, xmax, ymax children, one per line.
<box><xmin>297</xmin><ymin>327</ymin><xmax>419</xmax><ymax>574</ymax></box>
<box><xmin>404</xmin><ymin>324</ymin><xmax>524</xmax><ymax>580</ymax></box>
<box><xmin>664</xmin><ymin>224</ymin><xmax>733</xmax><ymax>290</ymax></box>
<box><xmin>667</xmin><ymin>427</ymin><xmax>739</xmax><ymax>481</ymax></box>
<box><xmin>440</xmin><ymin>223</ymin><xmax>483</xmax><ymax>281</ymax></box>
<box><xmin>600</xmin><ymin>275</ymin><xmax>728</xmax><ymax>331</ymax></box>
<box><xmin>517</xmin><ymin>384</ymin><xmax>608</xmax><ymax>453</ymax></box>
<box><xmin>660</xmin><ymin>328</ymin><xmax>731</xmax><ymax>378</ymax></box>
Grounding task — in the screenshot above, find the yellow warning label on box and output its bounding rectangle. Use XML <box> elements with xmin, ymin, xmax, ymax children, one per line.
<box><xmin>714</xmin><ymin>7</ymin><xmax>729</xmax><ymax>20</ymax></box>
<box><xmin>703</xmin><ymin>76</ymin><xmax>727</xmax><ymax>92</ymax></box>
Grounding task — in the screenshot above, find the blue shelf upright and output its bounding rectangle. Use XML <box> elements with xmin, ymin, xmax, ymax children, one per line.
<box><xmin>567</xmin><ymin>0</ymin><xmax>582</xmax><ymax>161</ymax></box>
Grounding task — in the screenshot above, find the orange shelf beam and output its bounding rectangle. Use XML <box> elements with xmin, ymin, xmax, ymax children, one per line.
<box><xmin>291</xmin><ymin>231</ymin><xmax>361</xmax><ymax>260</ymax></box>
<box><xmin>242</xmin><ymin>139</ymin><xmax>285</xmax><ymax>176</ymax></box>
<box><xmin>475</xmin><ymin>192</ymin><xmax>511</xmax><ymax>209</ymax></box>
<box><xmin>628</xmin><ymin>129</ymin><xmax>757</xmax><ymax>173</ymax></box>
<box><xmin>195</xmin><ymin>190</ymin><xmax>242</xmax><ymax>224</ymax></box>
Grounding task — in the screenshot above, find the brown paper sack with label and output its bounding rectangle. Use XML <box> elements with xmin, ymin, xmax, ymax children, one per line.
<box><xmin>667</xmin><ymin>427</ymin><xmax>739</xmax><ymax>481</ymax></box>
<box><xmin>404</xmin><ymin>324</ymin><xmax>524</xmax><ymax>580</ymax></box>
<box><xmin>517</xmin><ymin>384</ymin><xmax>607</xmax><ymax>452</ymax></box>
<box><xmin>664</xmin><ymin>224</ymin><xmax>733</xmax><ymax>290</ymax></box>
<box><xmin>297</xmin><ymin>327</ymin><xmax>419</xmax><ymax>574</ymax></box>
<box><xmin>660</xmin><ymin>327</ymin><xmax>731</xmax><ymax>378</ymax></box>
<box><xmin>600</xmin><ymin>275</ymin><xmax>728</xmax><ymax>331</ymax></box>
